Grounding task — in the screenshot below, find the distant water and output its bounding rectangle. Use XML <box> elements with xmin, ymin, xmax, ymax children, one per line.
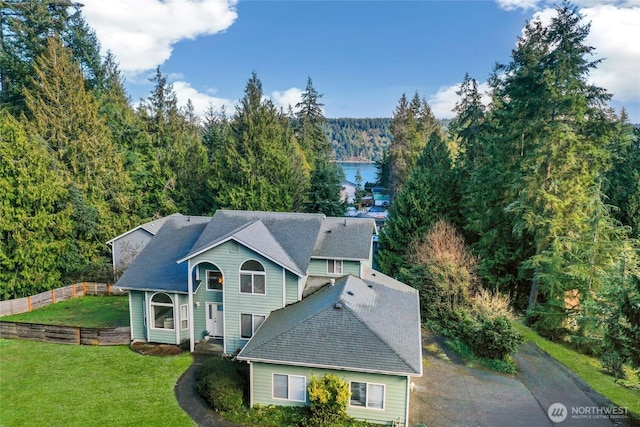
<box><xmin>337</xmin><ymin>162</ymin><xmax>378</xmax><ymax>185</ymax></box>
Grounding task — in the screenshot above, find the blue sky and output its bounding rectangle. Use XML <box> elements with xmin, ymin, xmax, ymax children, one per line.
<box><xmin>81</xmin><ymin>0</ymin><xmax>640</xmax><ymax>121</ymax></box>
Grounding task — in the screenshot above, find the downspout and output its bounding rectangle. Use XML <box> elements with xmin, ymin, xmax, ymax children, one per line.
<box><xmin>188</xmin><ymin>261</ymin><xmax>195</xmax><ymax>353</ymax></box>
<box><xmin>249</xmin><ymin>362</ymin><xmax>254</xmax><ymax>407</ymax></box>
<box><xmin>405</xmin><ymin>375</ymin><xmax>410</xmax><ymax>427</ymax></box>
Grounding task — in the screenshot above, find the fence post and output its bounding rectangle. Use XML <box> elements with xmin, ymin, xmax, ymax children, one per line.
<box><xmin>72</xmin><ymin>284</ymin><xmax>76</xmax><ymax>299</ymax></box>
<box><xmin>77</xmin><ymin>328</ymin><xmax>81</xmax><ymax>344</ymax></box>
<box><xmin>82</xmin><ymin>282</ymin><xmax>87</xmax><ymax>296</ymax></box>
<box><xmin>27</xmin><ymin>296</ymin><xmax>32</xmax><ymax>312</ymax></box>
<box><xmin>51</xmin><ymin>289</ymin><xmax>56</xmax><ymax>304</ymax></box>
<box><xmin>107</xmin><ymin>283</ymin><xmax>112</xmax><ymax>295</ymax></box>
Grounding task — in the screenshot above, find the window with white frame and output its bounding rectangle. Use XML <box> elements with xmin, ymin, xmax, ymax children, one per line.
<box><xmin>206</xmin><ymin>269</ymin><xmax>223</xmax><ymax>291</ymax></box>
<box><xmin>240</xmin><ymin>313</ymin><xmax>265</xmax><ymax>339</ymax></box>
<box><xmin>180</xmin><ymin>304</ymin><xmax>188</xmax><ymax>330</ymax></box>
<box><xmin>240</xmin><ymin>260</ymin><xmax>266</xmax><ymax>294</ymax></box>
<box><xmin>273</xmin><ymin>374</ymin><xmax>306</xmax><ymax>402</ymax></box>
<box><xmin>327</xmin><ymin>259</ymin><xmax>343</xmax><ymax>274</ymax></box>
<box><xmin>350</xmin><ymin>381</ymin><xmax>385</xmax><ymax>410</ymax></box>
<box><xmin>150</xmin><ymin>293</ymin><xmax>174</xmax><ymax>330</ymax></box>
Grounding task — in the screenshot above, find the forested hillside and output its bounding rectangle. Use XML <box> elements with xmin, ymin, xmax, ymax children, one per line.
<box><xmin>325</xmin><ymin>117</ymin><xmax>451</xmax><ymax>162</ymax></box>
<box><xmin>324</xmin><ymin>118</ymin><xmax>391</xmax><ymax>161</ymax></box>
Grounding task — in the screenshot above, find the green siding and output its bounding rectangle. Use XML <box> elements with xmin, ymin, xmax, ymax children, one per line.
<box><xmin>251</xmin><ymin>363</ymin><xmax>409</xmax><ymax>426</ymax></box>
<box><xmin>147</xmin><ymin>291</ymin><xmax>181</xmax><ymax>344</ymax></box>
<box><xmin>193</xmin><ymin>279</ymin><xmax>222</xmax><ymax>340</ymax></box>
<box><xmin>285</xmin><ymin>272</ymin><xmax>300</xmax><ymax>305</ymax></box>
<box><xmin>190</xmin><ymin>241</ymin><xmax>290</xmax><ymax>354</ymax></box>
<box><xmin>307</xmin><ymin>259</ymin><xmax>362</xmax><ymax>277</ymax></box>
<box><xmin>129</xmin><ymin>291</ymin><xmax>146</xmax><ymax>340</ymax></box>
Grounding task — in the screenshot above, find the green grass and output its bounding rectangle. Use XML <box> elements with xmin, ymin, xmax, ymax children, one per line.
<box><xmin>513</xmin><ymin>322</ymin><xmax>640</xmax><ymax>421</ymax></box>
<box><xmin>0</xmin><ymin>339</ymin><xmax>194</xmax><ymax>426</ymax></box>
<box><xmin>1</xmin><ymin>296</ymin><xmax>129</xmax><ymax>328</ymax></box>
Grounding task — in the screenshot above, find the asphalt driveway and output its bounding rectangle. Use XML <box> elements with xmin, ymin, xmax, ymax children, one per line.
<box><xmin>410</xmin><ymin>331</ymin><xmax>631</xmax><ymax>427</ymax></box>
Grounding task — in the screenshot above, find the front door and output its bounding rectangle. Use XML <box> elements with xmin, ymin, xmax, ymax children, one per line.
<box><xmin>206</xmin><ymin>303</ymin><xmax>224</xmax><ymax>337</ymax></box>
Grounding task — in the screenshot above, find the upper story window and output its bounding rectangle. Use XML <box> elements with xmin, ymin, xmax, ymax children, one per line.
<box><xmin>206</xmin><ymin>269</ymin><xmax>223</xmax><ymax>291</ymax></box>
<box><xmin>150</xmin><ymin>292</ymin><xmax>174</xmax><ymax>330</ymax></box>
<box><xmin>327</xmin><ymin>259</ymin><xmax>343</xmax><ymax>274</ymax></box>
<box><xmin>240</xmin><ymin>260</ymin><xmax>266</xmax><ymax>294</ymax></box>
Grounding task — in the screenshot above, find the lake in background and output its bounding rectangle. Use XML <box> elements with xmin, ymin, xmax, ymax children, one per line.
<box><xmin>337</xmin><ymin>162</ymin><xmax>378</xmax><ymax>185</ymax></box>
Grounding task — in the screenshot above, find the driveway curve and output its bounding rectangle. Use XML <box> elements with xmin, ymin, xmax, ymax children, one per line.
<box><xmin>410</xmin><ymin>331</ymin><xmax>631</xmax><ymax>427</ymax></box>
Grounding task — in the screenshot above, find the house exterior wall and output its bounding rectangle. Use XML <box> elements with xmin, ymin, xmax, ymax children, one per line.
<box><xmin>112</xmin><ymin>229</ymin><xmax>153</xmax><ymax>275</ymax></box>
<box><xmin>189</xmin><ymin>241</ymin><xmax>290</xmax><ymax>354</ymax></box>
<box><xmin>250</xmin><ymin>362</ymin><xmax>409</xmax><ymax>426</ymax></box>
<box><xmin>129</xmin><ymin>290</ymin><xmax>146</xmax><ymax>341</ymax></box>
<box><xmin>307</xmin><ymin>258</ymin><xmax>362</xmax><ymax>277</ymax></box>
<box><xmin>285</xmin><ymin>272</ymin><xmax>299</xmax><ymax>305</ymax></box>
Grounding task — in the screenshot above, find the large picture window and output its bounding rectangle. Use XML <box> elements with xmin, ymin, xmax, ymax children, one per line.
<box><xmin>240</xmin><ymin>260</ymin><xmax>266</xmax><ymax>294</ymax></box>
<box><xmin>150</xmin><ymin>293</ymin><xmax>174</xmax><ymax>330</ymax></box>
<box><xmin>350</xmin><ymin>382</ymin><xmax>385</xmax><ymax>410</ymax></box>
<box><xmin>273</xmin><ymin>374</ymin><xmax>306</xmax><ymax>402</ymax></box>
<box><xmin>327</xmin><ymin>259</ymin><xmax>343</xmax><ymax>274</ymax></box>
<box><xmin>240</xmin><ymin>313</ymin><xmax>265</xmax><ymax>339</ymax></box>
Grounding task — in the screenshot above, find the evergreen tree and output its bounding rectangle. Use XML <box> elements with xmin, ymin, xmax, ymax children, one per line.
<box><xmin>388</xmin><ymin>92</ymin><xmax>441</xmax><ymax>197</ymax></box>
<box><xmin>0</xmin><ymin>110</ymin><xmax>71</xmax><ymax>299</ymax></box>
<box><xmin>378</xmin><ymin>132</ymin><xmax>458</xmax><ymax>276</ymax></box>
<box><xmin>210</xmin><ymin>72</ymin><xmax>309</xmax><ymax>212</ymax></box>
<box><xmin>1</xmin><ymin>0</ymin><xmax>103</xmax><ymax>115</ymax></box>
<box><xmin>23</xmin><ymin>37</ymin><xmax>132</xmax><ymax>281</ymax></box>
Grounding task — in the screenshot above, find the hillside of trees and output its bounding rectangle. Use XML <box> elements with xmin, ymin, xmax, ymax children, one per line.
<box><xmin>325</xmin><ymin>117</ymin><xmax>452</xmax><ymax>162</ymax></box>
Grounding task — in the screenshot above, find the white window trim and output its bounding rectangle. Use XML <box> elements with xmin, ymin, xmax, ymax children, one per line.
<box><xmin>180</xmin><ymin>304</ymin><xmax>189</xmax><ymax>330</ymax></box>
<box><xmin>206</xmin><ymin>269</ymin><xmax>223</xmax><ymax>292</ymax></box>
<box><xmin>328</xmin><ymin>259</ymin><xmax>343</xmax><ymax>274</ymax></box>
<box><xmin>349</xmin><ymin>381</ymin><xmax>386</xmax><ymax>411</ymax></box>
<box><xmin>240</xmin><ymin>313</ymin><xmax>266</xmax><ymax>339</ymax></box>
<box><xmin>239</xmin><ymin>259</ymin><xmax>267</xmax><ymax>295</ymax></box>
<box><xmin>272</xmin><ymin>373</ymin><xmax>307</xmax><ymax>402</ymax></box>
<box><xmin>149</xmin><ymin>292</ymin><xmax>175</xmax><ymax>331</ymax></box>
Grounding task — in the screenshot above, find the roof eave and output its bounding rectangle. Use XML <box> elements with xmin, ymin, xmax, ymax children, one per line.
<box><xmin>234</xmin><ymin>356</ymin><xmax>421</xmax><ymax>377</ymax></box>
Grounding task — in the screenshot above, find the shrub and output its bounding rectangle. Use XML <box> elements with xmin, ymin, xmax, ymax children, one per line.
<box><xmin>306</xmin><ymin>374</ymin><xmax>350</xmax><ymax>427</ymax></box>
<box><xmin>469</xmin><ymin>316</ymin><xmax>523</xmax><ymax>360</ymax></box>
<box><xmin>196</xmin><ymin>357</ymin><xmax>244</xmax><ymax>412</ymax></box>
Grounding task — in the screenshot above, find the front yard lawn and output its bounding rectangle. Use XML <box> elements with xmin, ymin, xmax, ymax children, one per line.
<box><xmin>0</xmin><ymin>339</ymin><xmax>194</xmax><ymax>426</ymax></box>
<box><xmin>1</xmin><ymin>296</ymin><xmax>129</xmax><ymax>328</ymax></box>
<box><xmin>513</xmin><ymin>322</ymin><xmax>640</xmax><ymax>422</ymax></box>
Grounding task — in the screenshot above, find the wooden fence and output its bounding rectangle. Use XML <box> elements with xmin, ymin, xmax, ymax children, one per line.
<box><xmin>0</xmin><ymin>282</ymin><xmax>126</xmax><ymax>317</ymax></box>
<box><xmin>0</xmin><ymin>321</ymin><xmax>130</xmax><ymax>345</ymax></box>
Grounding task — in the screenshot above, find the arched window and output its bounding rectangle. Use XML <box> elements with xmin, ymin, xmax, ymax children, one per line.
<box><xmin>240</xmin><ymin>260</ymin><xmax>266</xmax><ymax>294</ymax></box>
<box><xmin>150</xmin><ymin>293</ymin><xmax>174</xmax><ymax>329</ymax></box>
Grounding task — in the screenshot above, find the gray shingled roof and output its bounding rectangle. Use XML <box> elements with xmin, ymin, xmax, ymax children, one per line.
<box><xmin>180</xmin><ymin>210</ymin><xmax>325</xmax><ymax>275</ymax></box>
<box><xmin>106</xmin><ymin>213</ymin><xmax>184</xmax><ymax>244</ymax></box>
<box><xmin>115</xmin><ymin>216</ymin><xmax>211</xmax><ymax>293</ymax></box>
<box><xmin>237</xmin><ymin>269</ymin><xmax>423</xmax><ymax>376</ymax></box>
<box><xmin>313</xmin><ymin>217</ymin><xmax>376</xmax><ymax>260</ymax></box>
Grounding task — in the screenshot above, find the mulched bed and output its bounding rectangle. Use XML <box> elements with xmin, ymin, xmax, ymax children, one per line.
<box><xmin>130</xmin><ymin>341</ymin><xmax>187</xmax><ymax>356</ymax></box>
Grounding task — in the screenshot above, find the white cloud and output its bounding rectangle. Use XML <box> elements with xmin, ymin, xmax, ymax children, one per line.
<box><xmin>582</xmin><ymin>5</ymin><xmax>640</xmax><ymax>101</ymax></box>
<box><xmin>173</xmin><ymin>81</ymin><xmax>235</xmax><ymax>118</ymax></box>
<box><xmin>81</xmin><ymin>0</ymin><xmax>238</xmax><ymax>75</ymax></box>
<box><xmin>271</xmin><ymin>88</ymin><xmax>303</xmax><ymax>112</ymax></box>
<box><xmin>496</xmin><ymin>0</ymin><xmax>541</xmax><ymax>11</ymax></box>
<box><xmin>428</xmin><ymin>82</ymin><xmax>492</xmax><ymax>119</ymax></box>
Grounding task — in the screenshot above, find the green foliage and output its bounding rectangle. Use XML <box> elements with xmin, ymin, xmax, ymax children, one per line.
<box><xmin>0</xmin><ymin>110</ymin><xmax>71</xmax><ymax>299</ymax></box>
<box><xmin>444</xmin><ymin>338</ymin><xmax>519</xmax><ymax>374</ymax></box>
<box><xmin>306</xmin><ymin>374</ymin><xmax>350</xmax><ymax>427</ymax></box>
<box><xmin>378</xmin><ymin>134</ymin><xmax>458</xmax><ymax>276</ymax></box>
<box><xmin>324</xmin><ymin>118</ymin><xmax>392</xmax><ymax>162</ymax></box>
<box><xmin>196</xmin><ymin>357</ymin><xmax>245</xmax><ymax>412</ymax></box>
<box><xmin>467</xmin><ymin>316</ymin><xmax>524</xmax><ymax>360</ymax></box>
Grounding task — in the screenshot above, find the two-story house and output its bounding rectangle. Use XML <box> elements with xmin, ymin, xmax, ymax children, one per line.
<box><xmin>114</xmin><ymin>210</ymin><xmax>422</xmax><ymax>425</ymax></box>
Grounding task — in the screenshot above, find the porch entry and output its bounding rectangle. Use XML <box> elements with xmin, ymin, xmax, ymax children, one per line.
<box><xmin>206</xmin><ymin>302</ymin><xmax>223</xmax><ymax>337</ymax></box>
